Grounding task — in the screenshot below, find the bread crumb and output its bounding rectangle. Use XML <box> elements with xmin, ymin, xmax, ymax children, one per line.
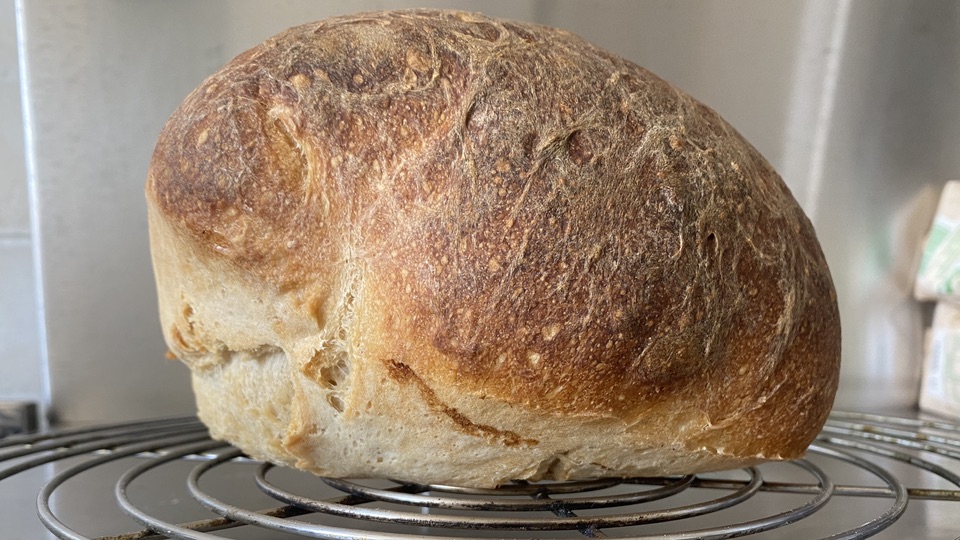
<box><xmin>405</xmin><ymin>48</ymin><xmax>430</xmax><ymax>71</ymax></box>
<box><xmin>289</xmin><ymin>73</ymin><xmax>310</xmax><ymax>89</ymax></box>
<box><xmin>542</xmin><ymin>323</ymin><xmax>561</xmax><ymax>341</ymax></box>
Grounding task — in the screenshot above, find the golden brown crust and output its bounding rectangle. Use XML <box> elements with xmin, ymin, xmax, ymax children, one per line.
<box><xmin>147</xmin><ymin>9</ymin><xmax>840</xmax><ymax>486</ymax></box>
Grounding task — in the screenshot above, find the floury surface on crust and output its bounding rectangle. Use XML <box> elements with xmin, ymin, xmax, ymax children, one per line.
<box><xmin>146</xmin><ymin>10</ymin><xmax>841</xmax><ymax>486</ymax></box>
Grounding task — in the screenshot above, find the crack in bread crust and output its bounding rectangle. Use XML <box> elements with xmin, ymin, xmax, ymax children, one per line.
<box><xmin>385</xmin><ymin>359</ymin><xmax>538</xmax><ymax>447</ymax></box>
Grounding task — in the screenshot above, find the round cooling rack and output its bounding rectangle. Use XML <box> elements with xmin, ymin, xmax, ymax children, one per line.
<box><xmin>0</xmin><ymin>411</ymin><xmax>958</xmax><ymax>539</ymax></box>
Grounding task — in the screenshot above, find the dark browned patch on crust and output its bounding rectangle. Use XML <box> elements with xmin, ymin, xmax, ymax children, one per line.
<box><xmin>385</xmin><ymin>359</ymin><xmax>538</xmax><ymax>447</ymax></box>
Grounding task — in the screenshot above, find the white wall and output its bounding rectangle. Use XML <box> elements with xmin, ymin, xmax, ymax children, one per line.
<box><xmin>7</xmin><ymin>0</ymin><xmax>960</xmax><ymax>422</ymax></box>
<box><xmin>0</xmin><ymin>0</ymin><xmax>44</xmax><ymax>415</ymax></box>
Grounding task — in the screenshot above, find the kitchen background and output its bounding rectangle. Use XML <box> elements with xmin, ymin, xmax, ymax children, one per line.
<box><xmin>2</xmin><ymin>0</ymin><xmax>959</xmax><ymax>428</ymax></box>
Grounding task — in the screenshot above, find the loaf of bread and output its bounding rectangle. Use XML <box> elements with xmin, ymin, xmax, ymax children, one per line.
<box><xmin>146</xmin><ymin>10</ymin><xmax>840</xmax><ymax>488</ymax></box>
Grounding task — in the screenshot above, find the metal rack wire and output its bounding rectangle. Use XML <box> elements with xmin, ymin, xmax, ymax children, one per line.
<box><xmin>0</xmin><ymin>411</ymin><xmax>958</xmax><ymax>539</ymax></box>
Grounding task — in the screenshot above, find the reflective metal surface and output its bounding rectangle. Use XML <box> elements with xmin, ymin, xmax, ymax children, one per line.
<box><xmin>1</xmin><ymin>412</ymin><xmax>957</xmax><ymax>539</ymax></box>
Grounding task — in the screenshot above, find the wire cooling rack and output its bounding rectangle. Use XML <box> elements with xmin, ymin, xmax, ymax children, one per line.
<box><xmin>0</xmin><ymin>411</ymin><xmax>958</xmax><ymax>539</ymax></box>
